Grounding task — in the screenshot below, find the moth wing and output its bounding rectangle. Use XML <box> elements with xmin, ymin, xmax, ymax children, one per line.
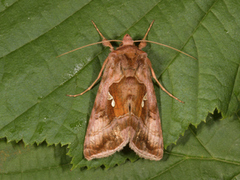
<box><xmin>83</xmin><ymin>56</ymin><xmax>128</xmax><ymax>160</ymax></box>
<box><xmin>129</xmin><ymin>57</ymin><xmax>163</xmax><ymax>160</ymax></box>
<box><xmin>129</xmin><ymin>109</ymin><xmax>163</xmax><ymax>160</ymax></box>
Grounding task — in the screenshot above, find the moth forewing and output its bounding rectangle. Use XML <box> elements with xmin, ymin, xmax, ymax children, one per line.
<box><xmin>61</xmin><ymin>21</ymin><xmax>195</xmax><ymax>161</ymax></box>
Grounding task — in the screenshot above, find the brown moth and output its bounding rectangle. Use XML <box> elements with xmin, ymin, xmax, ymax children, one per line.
<box><xmin>64</xmin><ymin>21</ymin><xmax>192</xmax><ymax>161</ymax></box>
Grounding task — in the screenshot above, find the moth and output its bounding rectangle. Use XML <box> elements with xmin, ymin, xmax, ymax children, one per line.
<box><xmin>61</xmin><ymin>21</ymin><xmax>195</xmax><ymax>161</ymax></box>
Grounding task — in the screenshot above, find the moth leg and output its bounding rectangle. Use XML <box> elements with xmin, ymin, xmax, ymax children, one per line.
<box><xmin>147</xmin><ymin>59</ymin><xmax>184</xmax><ymax>103</ymax></box>
<box><xmin>91</xmin><ymin>21</ymin><xmax>114</xmax><ymax>51</ymax></box>
<box><xmin>67</xmin><ymin>58</ymin><xmax>109</xmax><ymax>97</ymax></box>
<box><xmin>139</xmin><ymin>20</ymin><xmax>154</xmax><ymax>50</ymax></box>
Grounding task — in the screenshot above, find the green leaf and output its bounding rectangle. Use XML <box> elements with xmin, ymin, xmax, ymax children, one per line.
<box><xmin>1</xmin><ymin>110</ymin><xmax>240</xmax><ymax>179</ymax></box>
<box><xmin>0</xmin><ymin>0</ymin><xmax>239</xmax><ymax>171</ymax></box>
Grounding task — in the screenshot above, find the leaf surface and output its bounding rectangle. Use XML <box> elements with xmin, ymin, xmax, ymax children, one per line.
<box><xmin>0</xmin><ymin>0</ymin><xmax>239</xmax><ymax>170</ymax></box>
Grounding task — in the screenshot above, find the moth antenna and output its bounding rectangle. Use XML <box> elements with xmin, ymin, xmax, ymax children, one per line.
<box><xmin>91</xmin><ymin>21</ymin><xmax>114</xmax><ymax>51</ymax></box>
<box><xmin>57</xmin><ymin>40</ymin><xmax>122</xmax><ymax>58</ymax></box>
<box><xmin>135</xmin><ymin>40</ymin><xmax>196</xmax><ymax>60</ymax></box>
<box><xmin>57</xmin><ymin>41</ymin><xmax>105</xmax><ymax>57</ymax></box>
<box><xmin>139</xmin><ymin>20</ymin><xmax>155</xmax><ymax>49</ymax></box>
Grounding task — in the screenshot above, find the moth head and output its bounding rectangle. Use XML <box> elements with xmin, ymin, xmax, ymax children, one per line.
<box><xmin>122</xmin><ymin>34</ymin><xmax>134</xmax><ymax>46</ymax></box>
